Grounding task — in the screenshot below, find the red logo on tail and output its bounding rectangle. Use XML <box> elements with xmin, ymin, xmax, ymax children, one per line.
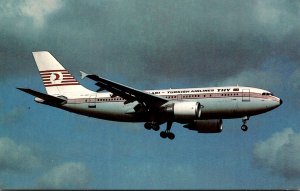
<box><xmin>50</xmin><ymin>72</ymin><xmax>63</xmax><ymax>84</ymax></box>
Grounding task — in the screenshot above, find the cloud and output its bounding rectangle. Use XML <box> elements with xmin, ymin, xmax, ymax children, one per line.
<box><xmin>0</xmin><ymin>180</ymin><xmax>5</xmax><ymax>188</ymax></box>
<box><xmin>21</xmin><ymin>0</ymin><xmax>63</xmax><ymax>27</ymax></box>
<box><xmin>38</xmin><ymin>162</ymin><xmax>89</xmax><ymax>189</ymax></box>
<box><xmin>254</xmin><ymin>0</ymin><xmax>300</xmax><ymax>38</ymax></box>
<box><xmin>207</xmin><ymin>59</ymin><xmax>284</xmax><ymax>88</ymax></box>
<box><xmin>1</xmin><ymin>0</ymin><xmax>300</xmax><ymax>88</ymax></box>
<box><xmin>105</xmin><ymin>161</ymin><xmax>198</xmax><ymax>189</ymax></box>
<box><xmin>0</xmin><ymin>0</ymin><xmax>64</xmax><ymax>79</ymax></box>
<box><xmin>288</xmin><ymin>67</ymin><xmax>300</xmax><ymax>90</ymax></box>
<box><xmin>0</xmin><ymin>137</ymin><xmax>40</xmax><ymax>171</ymax></box>
<box><xmin>253</xmin><ymin>128</ymin><xmax>300</xmax><ymax>179</ymax></box>
<box><xmin>0</xmin><ymin>0</ymin><xmax>63</xmax><ymax>28</ymax></box>
<box><xmin>0</xmin><ymin>107</ymin><xmax>25</xmax><ymax>125</ymax></box>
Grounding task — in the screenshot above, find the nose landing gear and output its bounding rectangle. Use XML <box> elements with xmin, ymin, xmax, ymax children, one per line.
<box><xmin>241</xmin><ymin>124</ymin><xmax>248</xmax><ymax>131</ymax></box>
<box><xmin>241</xmin><ymin>116</ymin><xmax>249</xmax><ymax>132</ymax></box>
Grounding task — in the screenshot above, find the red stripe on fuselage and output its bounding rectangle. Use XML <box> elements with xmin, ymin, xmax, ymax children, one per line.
<box><xmin>65</xmin><ymin>93</ymin><xmax>279</xmax><ymax>104</ymax></box>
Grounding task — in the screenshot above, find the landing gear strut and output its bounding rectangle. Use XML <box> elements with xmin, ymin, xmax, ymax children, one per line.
<box><xmin>160</xmin><ymin>121</ymin><xmax>175</xmax><ymax>140</ymax></box>
<box><xmin>144</xmin><ymin>122</ymin><xmax>160</xmax><ymax>131</ymax></box>
<box><xmin>241</xmin><ymin>116</ymin><xmax>249</xmax><ymax>131</ymax></box>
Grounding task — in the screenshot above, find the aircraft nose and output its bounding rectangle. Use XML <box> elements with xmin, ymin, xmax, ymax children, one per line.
<box><xmin>280</xmin><ymin>99</ymin><xmax>283</xmax><ymax>105</ymax></box>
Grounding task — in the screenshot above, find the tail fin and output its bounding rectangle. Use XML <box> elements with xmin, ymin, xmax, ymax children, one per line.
<box><xmin>32</xmin><ymin>51</ymin><xmax>92</xmax><ymax>97</ymax></box>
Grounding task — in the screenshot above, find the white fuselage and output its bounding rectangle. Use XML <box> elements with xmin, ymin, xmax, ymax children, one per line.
<box><xmin>56</xmin><ymin>86</ymin><xmax>281</xmax><ymax>123</ymax></box>
<box><xmin>20</xmin><ymin>51</ymin><xmax>283</xmax><ymax>139</ymax></box>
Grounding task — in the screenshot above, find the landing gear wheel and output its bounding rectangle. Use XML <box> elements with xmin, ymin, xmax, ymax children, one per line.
<box><xmin>241</xmin><ymin>124</ymin><xmax>248</xmax><ymax>131</ymax></box>
<box><xmin>241</xmin><ymin>116</ymin><xmax>249</xmax><ymax>132</ymax></box>
<box><xmin>144</xmin><ymin>123</ymin><xmax>151</xmax><ymax>130</ymax></box>
<box><xmin>167</xmin><ymin>132</ymin><xmax>175</xmax><ymax>140</ymax></box>
<box><xmin>160</xmin><ymin>121</ymin><xmax>175</xmax><ymax>140</ymax></box>
<box><xmin>144</xmin><ymin>122</ymin><xmax>160</xmax><ymax>131</ymax></box>
<box><xmin>152</xmin><ymin>124</ymin><xmax>160</xmax><ymax>131</ymax></box>
<box><xmin>160</xmin><ymin>131</ymin><xmax>167</xmax><ymax>139</ymax></box>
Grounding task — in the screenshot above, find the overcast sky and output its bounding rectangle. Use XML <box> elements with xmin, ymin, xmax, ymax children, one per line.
<box><xmin>0</xmin><ymin>0</ymin><xmax>299</xmax><ymax>189</ymax></box>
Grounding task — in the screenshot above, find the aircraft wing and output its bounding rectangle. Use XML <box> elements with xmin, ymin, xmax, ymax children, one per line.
<box><xmin>17</xmin><ymin>88</ymin><xmax>67</xmax><ymax>105</ymax></box>
<box><xmin>80</xmin><ymin>71</ymin><xmax>169</xmax><ymax>108</ymax></box>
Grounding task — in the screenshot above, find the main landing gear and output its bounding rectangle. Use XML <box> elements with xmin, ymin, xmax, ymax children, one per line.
<box><xmin>144</xmin><ymin>122</ymin><xmax>160</xmax><ymax>131</ymax></box>
<box><xmin>241</xmin><ymin>116</ymin><xmax>249</xmax><ymax>132</ymax></box>
<box><xmin>160</xmin><ymin>121</ymin><xmax>175</xmax><ymax>140</ymax></box>
<box><xmin>144</xmin><ymin>121</ymin><xmax>175</xmax><ymax>140</ymax></box>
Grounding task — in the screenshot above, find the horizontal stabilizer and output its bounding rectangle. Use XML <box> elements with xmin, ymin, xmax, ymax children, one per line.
<box><xmin>17</xmin><ymin>88</ymin><xmax>67</xmax><ymax>105</ymax></box>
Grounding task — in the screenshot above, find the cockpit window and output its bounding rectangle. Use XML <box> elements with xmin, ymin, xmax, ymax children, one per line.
<box><xmin>262</xmin><ymin>92</ymin><xmax>273</xmax><ymax>96</ymax></box>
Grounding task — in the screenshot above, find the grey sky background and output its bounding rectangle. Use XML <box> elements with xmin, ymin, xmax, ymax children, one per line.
<box><xmin>1</xmin><ymin>0</ymin><xmax>300</xmax><ymax>84</ymax></box>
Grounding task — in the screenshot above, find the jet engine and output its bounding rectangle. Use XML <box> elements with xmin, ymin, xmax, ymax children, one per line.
<box><xmin>183</xmin><ymin>119</ymin><xmax>223</xmax><ymax>133</ymax></box>
<box><xmin>163</xmin><ymin>102</ymin><xmax>201</xmax><ymax>120</ymax></box>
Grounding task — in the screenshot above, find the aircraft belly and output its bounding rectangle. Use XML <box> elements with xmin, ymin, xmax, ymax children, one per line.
<box><xmin>199</xmin><ymin>98</ymin><xmax>238</xmax><ymax>119</ymax></box>
<box><xmin>200</xmin><ymin>97</ymin><xmax>274</xmax><ymax>119</ymax></box>
<box><xmin>236</xmin><ymin>98</ymin><xmax>274</xmax><ymax>116</ymax></box>
<box><xmin>62</xmin><ymin>102</ymin><xmax>146</xmax><ymax>122</ymax></box>
<box><xmin>61</xmin><ymin>97</ymin><xmax>276</xmax><ymax>122</ymax></box>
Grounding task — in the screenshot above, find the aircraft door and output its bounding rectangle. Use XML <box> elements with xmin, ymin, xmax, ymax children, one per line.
<box><xmin>88</xmin><ymin>94</ymin><xmax>97</xmax><ymax>108</ymax></box>
<box><xmin>177</xmin><ymin>94</ymin><xmax>182</xmax><ymax>101</ymax></box>
<box><xmin>242</xmin><ymin>89</ymin><xmax>250</xmax><ymax>102</ymax></box>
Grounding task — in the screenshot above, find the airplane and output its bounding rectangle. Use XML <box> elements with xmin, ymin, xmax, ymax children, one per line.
<box><xmin>18</xmin><ymin>51</ymin><xmax>283</xmax><ymax>140</ymax></box>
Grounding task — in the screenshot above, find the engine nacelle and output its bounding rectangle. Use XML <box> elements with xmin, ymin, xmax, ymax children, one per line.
<box><xmin>183</xmin><ymin>119</ymin><xmax>223</xmax><ymax>133</ymax></box>
<box><xmin>163</xmin><ymin>102</ymin><xmax>201</xmax><ymax>120</ymax></box>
